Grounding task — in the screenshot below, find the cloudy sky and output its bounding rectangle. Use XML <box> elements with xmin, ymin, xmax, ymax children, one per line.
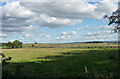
<box><xmin>0</xmin><ymin>0</ymin><xmax>119</xmax><ymax>43</ymax></box>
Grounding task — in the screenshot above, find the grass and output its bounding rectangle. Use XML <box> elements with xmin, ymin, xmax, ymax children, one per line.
<box><xmin>23</xmin><ymin>43</ymin><xmax>118</xmax><ymax>48</ymax></box>
<box><xmin>2</xmin><ymin>47</ymin><xmax>119</xmax><ymax>78</ymax></box>
<box><xmin>2</xmin><ymin>48</ymin><xmax>78</xmax><ymax>62</ymax></box>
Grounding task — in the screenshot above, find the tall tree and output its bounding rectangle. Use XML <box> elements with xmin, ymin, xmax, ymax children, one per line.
<box><xmin>13</xmin><ymin>40</ymin><xmax>23</xmax><ymax>48</ymax></box>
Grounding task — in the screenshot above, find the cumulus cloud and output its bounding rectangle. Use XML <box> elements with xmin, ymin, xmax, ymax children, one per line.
<box><xmin>40</xmin><ymin>34</ymin><xmax>51</xmax><ymax>38</ymax></box>
<box><xmin>21</xmin><ymin>1</ymin><xmax>117</xmax><ymax>19</ymax></box>
<box><xmin>2</xmin><ymin>1</ymin><xmax>118</xmax><ymax>32</ymax></box>
<box><xmin>55</xmin><ymin>25</ymin><xmax>118</xmax><ymax>42</ymax></box>
<box><xmin>80</xmin><ymin>30</ymin><xmax>117</xmax><ymax>41</ymax></box>
<box><xmin>1</xmin><ymin>1</ymin><xmax>84</xmax><ymax>38</ymax></box>
<box><xmin>76</xmin><ymin>25</ymin><xmax>113</xmax><ymax>32</ymax></box>
<box><xmin>24</xmin><ymin>33</ymin><xmax>33</xmax><ymax>38</ymax></box>
<box><xmin>56</xmin><ymin>31</ymin><xmax>77</xmax><ymax>41</ymax></box>
<box><xmin>38</xmin><ymin>14</ymin><xmax>82</xmax><ymax>28</ymax></box>
<box><xmin>18</xmin><ymin>37</ymin><xmax>24</xmax><ymax>40</ymax></box>
<box><xmin>61</xmin><ymin>31</ymin><xmax>77</xmax><ymax>36</ymax></box>
<box><xmin>85</xmin><ymin>31</ymin><xmax>112</xmax><ymax>37</ymax></box>
<box><xmin>2</xmin><ymin>1</ymin><xmax>35</xmax><ymax>18</ymax></box>
<box><xmin>75</xmin><ymin>24</ymin><xmax>118</xmax><ymax>41</ymax></box>
<box><xmin>70</xmin><ymin>31</ymin><xmax>77</xmax><ymax>35</ymax></box>
<box><xmin>0</xmin><ymin>33</ymin><xmax>8</xmax><ymax>38</ymax></box>
<box><xmin>1</xmin><ymin>1</ymin><xmax>37</xmax><ymax>38</ymax></box>
<box><xmin>19</xmin><ymin>0</ymin><xmax>118</xmax><ymax>2</ymax></box>
<box><xmin>9</xmin><ymin>39</ymin><xmax>15</xmax><ymax>42</ymax></box>
<box><xmin>1</xmin><ymin>0</ymin><xmax>118</xmax><ymax>42</ymax></box>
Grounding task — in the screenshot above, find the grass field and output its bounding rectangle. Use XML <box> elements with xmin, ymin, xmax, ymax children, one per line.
<box><xmin>23</xmin><ymin>43</ymin><xmax>118</xmax><ymax>48</ymax></box>
<box><xmin>1</xmin><ymin>43</ymin><xmax>119</xmax><ymax>78</ymax></box>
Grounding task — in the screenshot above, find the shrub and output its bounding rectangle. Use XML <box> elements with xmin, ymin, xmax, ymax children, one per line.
<box><xmin>31</xmin><ymin>45</ymin><xmax>34</xmax><ymax>47</ymax></box>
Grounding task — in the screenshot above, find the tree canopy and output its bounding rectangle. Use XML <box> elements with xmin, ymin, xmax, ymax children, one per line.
<box><xmin>6</xmin><ymin>40</ymin><xmax>23</xmax><ymax>49</ymax></box>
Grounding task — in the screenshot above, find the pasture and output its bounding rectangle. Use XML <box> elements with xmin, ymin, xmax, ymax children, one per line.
<box><xmin>23</xmin><ymin>43</ymin><xmax>118</xmax><ymax>48</ymax></box>
<box><xmin>1</xmin><ymin>43</ymin><xmax>119</xmax><ymax>78</ymax></box>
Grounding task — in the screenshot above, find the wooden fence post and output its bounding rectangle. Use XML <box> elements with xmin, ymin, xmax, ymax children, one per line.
<box><xmin>84</xmin><ymin>66</ymin><xmax>88</xmax><ymax>79</ymax></box>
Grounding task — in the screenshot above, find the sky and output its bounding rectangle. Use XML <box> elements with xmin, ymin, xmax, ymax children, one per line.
<box><xmin>0</xmin><ymin>0</ymin><xmax>119</xmax><ymax>43</ymax></box>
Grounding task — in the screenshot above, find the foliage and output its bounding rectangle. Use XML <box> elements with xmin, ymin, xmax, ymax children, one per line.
<box><xmin>6</xmin><ymin>42</ymin><xmax>13</xmax><ymax>49</ymax></box>
<box><xmin>104</xmin><ymin>8</ymin><xmax>120</xmax><ymax>33</ymax></box>
<box><xmin>31</xmin><ymin>45</ymin><xmax>34</xmax><ymax>47</ymax></box>
<box><xmin>6</xmin><ymin>40</ymin><xmax>23</xmax><ymax>48</ymax></box>
<box><xmin>12</xmin><ymin>40</ymin><xmax>23</xmax><ymax>48</ymax></box>
<box><xmin>35</xmin><ymin>42</ymin><xmax>37</xmax><ymax>44</ymax></box>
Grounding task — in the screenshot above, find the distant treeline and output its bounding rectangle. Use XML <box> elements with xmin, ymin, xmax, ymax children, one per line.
<box><xmin>86</xmin><ymin>41</ymin><xmax>104</xmax><ymax>43</ymax></box>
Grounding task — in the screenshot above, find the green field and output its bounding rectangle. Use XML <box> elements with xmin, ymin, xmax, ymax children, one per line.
<box><xmin>1</xmin><ymin>43</ymin><xmax>119</xmax><ymax>78</ymax></box>
<box><xmin>23</xmin><ymin>43</ymin><xmax>118</xmax><ymax>48</ymax></box>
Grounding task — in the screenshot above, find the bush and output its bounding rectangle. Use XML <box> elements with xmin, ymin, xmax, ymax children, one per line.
<box><xmin>35</xmin><ymin>42</ymin><xmax>37</xmax><ymax>44</ymax></box>
<box><xmin>31</xmin><ymin>45</ymin><xmax>34</xmax><ymax>47</ymax></box>
<box><xmin>13</xmin><ymin>40</ymin><xmax>23</xmax><ymax>48</ymax></box>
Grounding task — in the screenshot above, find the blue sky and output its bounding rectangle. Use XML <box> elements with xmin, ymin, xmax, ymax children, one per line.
<box><xmin>0</xmin><ymin>2</ymin><xmax>6</xmax><ymax>6</ymax></box>
<box><xmin>0</xmin><ymin>0</ymin><xmax>118</xmax><ymax>43</ymax></box>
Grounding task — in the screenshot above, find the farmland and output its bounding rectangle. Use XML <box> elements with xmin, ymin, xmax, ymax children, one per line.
<box><xmin>23</xmin><ymin>43</ymin><xmax>118</xmax><ymax>48</ymax></box>
<box><xmin>1</xmin><ymin>43</ymin><xmax>119</xmax><ymax>78</ymax></box>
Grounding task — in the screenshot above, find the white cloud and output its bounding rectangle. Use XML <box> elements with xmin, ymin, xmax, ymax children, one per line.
<box><xmin>21</xmin><ymin>1</ymin><xmax>117</xmax><ymax>19</ymax></box>
<box><xmin>40</xmin><ymin>34</ymin><xmax>51</xmax><ymax>38</ymax></box>
<box><xmin>61</xmin><ymin>31</ymin><xmax>77</xmax><ymax>36</ymax></box>
<box><xmin>2</xmin><ymin>1</ymin><xmax>35</xmax><ymax>18</ymax></box>
<box><xmin>55</xmin><ymin>24</ymin><xmax>118</xmax><ymax>42</ymax></box>
<box><xmin>0</xmin><ymin>33</ymin><xmax>8</xmax><ymax>38</ymax></box>
<box><xmin>61</xmin><ymin>32</ymin><xmax>66</xmax><ymax>35</ymax></box>
<box><xmin>1</xmin><ymin>1</ymin><xmax>118</xmax><ymax>43</ymax></box>
<box><xmin>76</xmin><ymin>25</ymin><xmax>113</xmax><ymax>32</ymax></box>
<box><xmin>24</xmin><ymin>33</ymin><xmax>33</xmax><ymax>38</ymax></box>
<box><xmin>85</xmin><ymin>31</ymin><xmax>112</xmax><ymax>37</ymax></box>
<box><xmin>9</xmin><ymin>39</ymin><xmax>15</xmax><ymax>42</ymax></box>
<box><xmin>34</xmin><ymin>39</ymin><xmax>40</xmax><ymax>42</ymax></box>
<box><xmin>79</xmin><ymin>30</ymin><xmax>118</xmax><ymax>41</ymax></box>
<box><xmin>2</xmin><ymin>1</ymin><xmax>37</xmax><ymax>37</ymax></box>
<box><xmin>38</xmin><ymin>14</ymin><xmax>82</xmax><ymax>28</ymax></box>
<box><xmin>19</xmin><ymin>0</ymin><xmax>118</xmax><ymax>2</ymax></box>
<box><xmin>18</xmin><ymin>37</ymin><xmax>24</xmax><ymax>40</ymax></box>
<box><xmin>56</xmin><ymin>31</ymin><xmax>77</xmax><ymax>41</ymax></box>
<box><xmin>70</xmin><ymin>31</ymin><xmax>77</xmax><ymax>35</ymax></box>
<box><xmin>2</xmin><ymin>1</ymin><xmax>118</xmax><ymax>33</ymax></box>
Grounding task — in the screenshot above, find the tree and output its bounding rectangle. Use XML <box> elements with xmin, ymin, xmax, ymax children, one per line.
<box><xmin>35</xmin><ymin>42</ymin><xmax>37</xmax><ymax>44</ymax></box>
<box><xmin>31</xmin><ymin>45</ymin><xmax>34</xmax><ymax>47</ymax></box>
<box><xmin>12</xmin><ymin>40</ymin><xmax>23</xmax><ymax>48</ymax></box>
<box><xmin>6</xmin><ymin>42</ymin><xmax>13</xmax><ymax>49</ymax></box>
<box><xmin>6</xmin><ymin>40</ymin><xmax>23</xmax><ymax>48</ymax></box>
<box><xmin>104</xmin><ymin>7</ymin><xmax>120</xmax><ymax>33</ymax></box>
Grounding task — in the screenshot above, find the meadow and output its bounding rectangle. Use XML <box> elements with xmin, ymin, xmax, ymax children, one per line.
<box><xmin>1</xmin><ymin>43</ymin><xmax>119</xmax><ymax>78</ymax></box>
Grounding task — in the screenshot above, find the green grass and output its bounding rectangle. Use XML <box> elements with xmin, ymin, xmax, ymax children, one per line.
<box><xmin>2</xmin><ymin>47</ymin><xmax>119</xmax><ymax>78</ymax></box>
